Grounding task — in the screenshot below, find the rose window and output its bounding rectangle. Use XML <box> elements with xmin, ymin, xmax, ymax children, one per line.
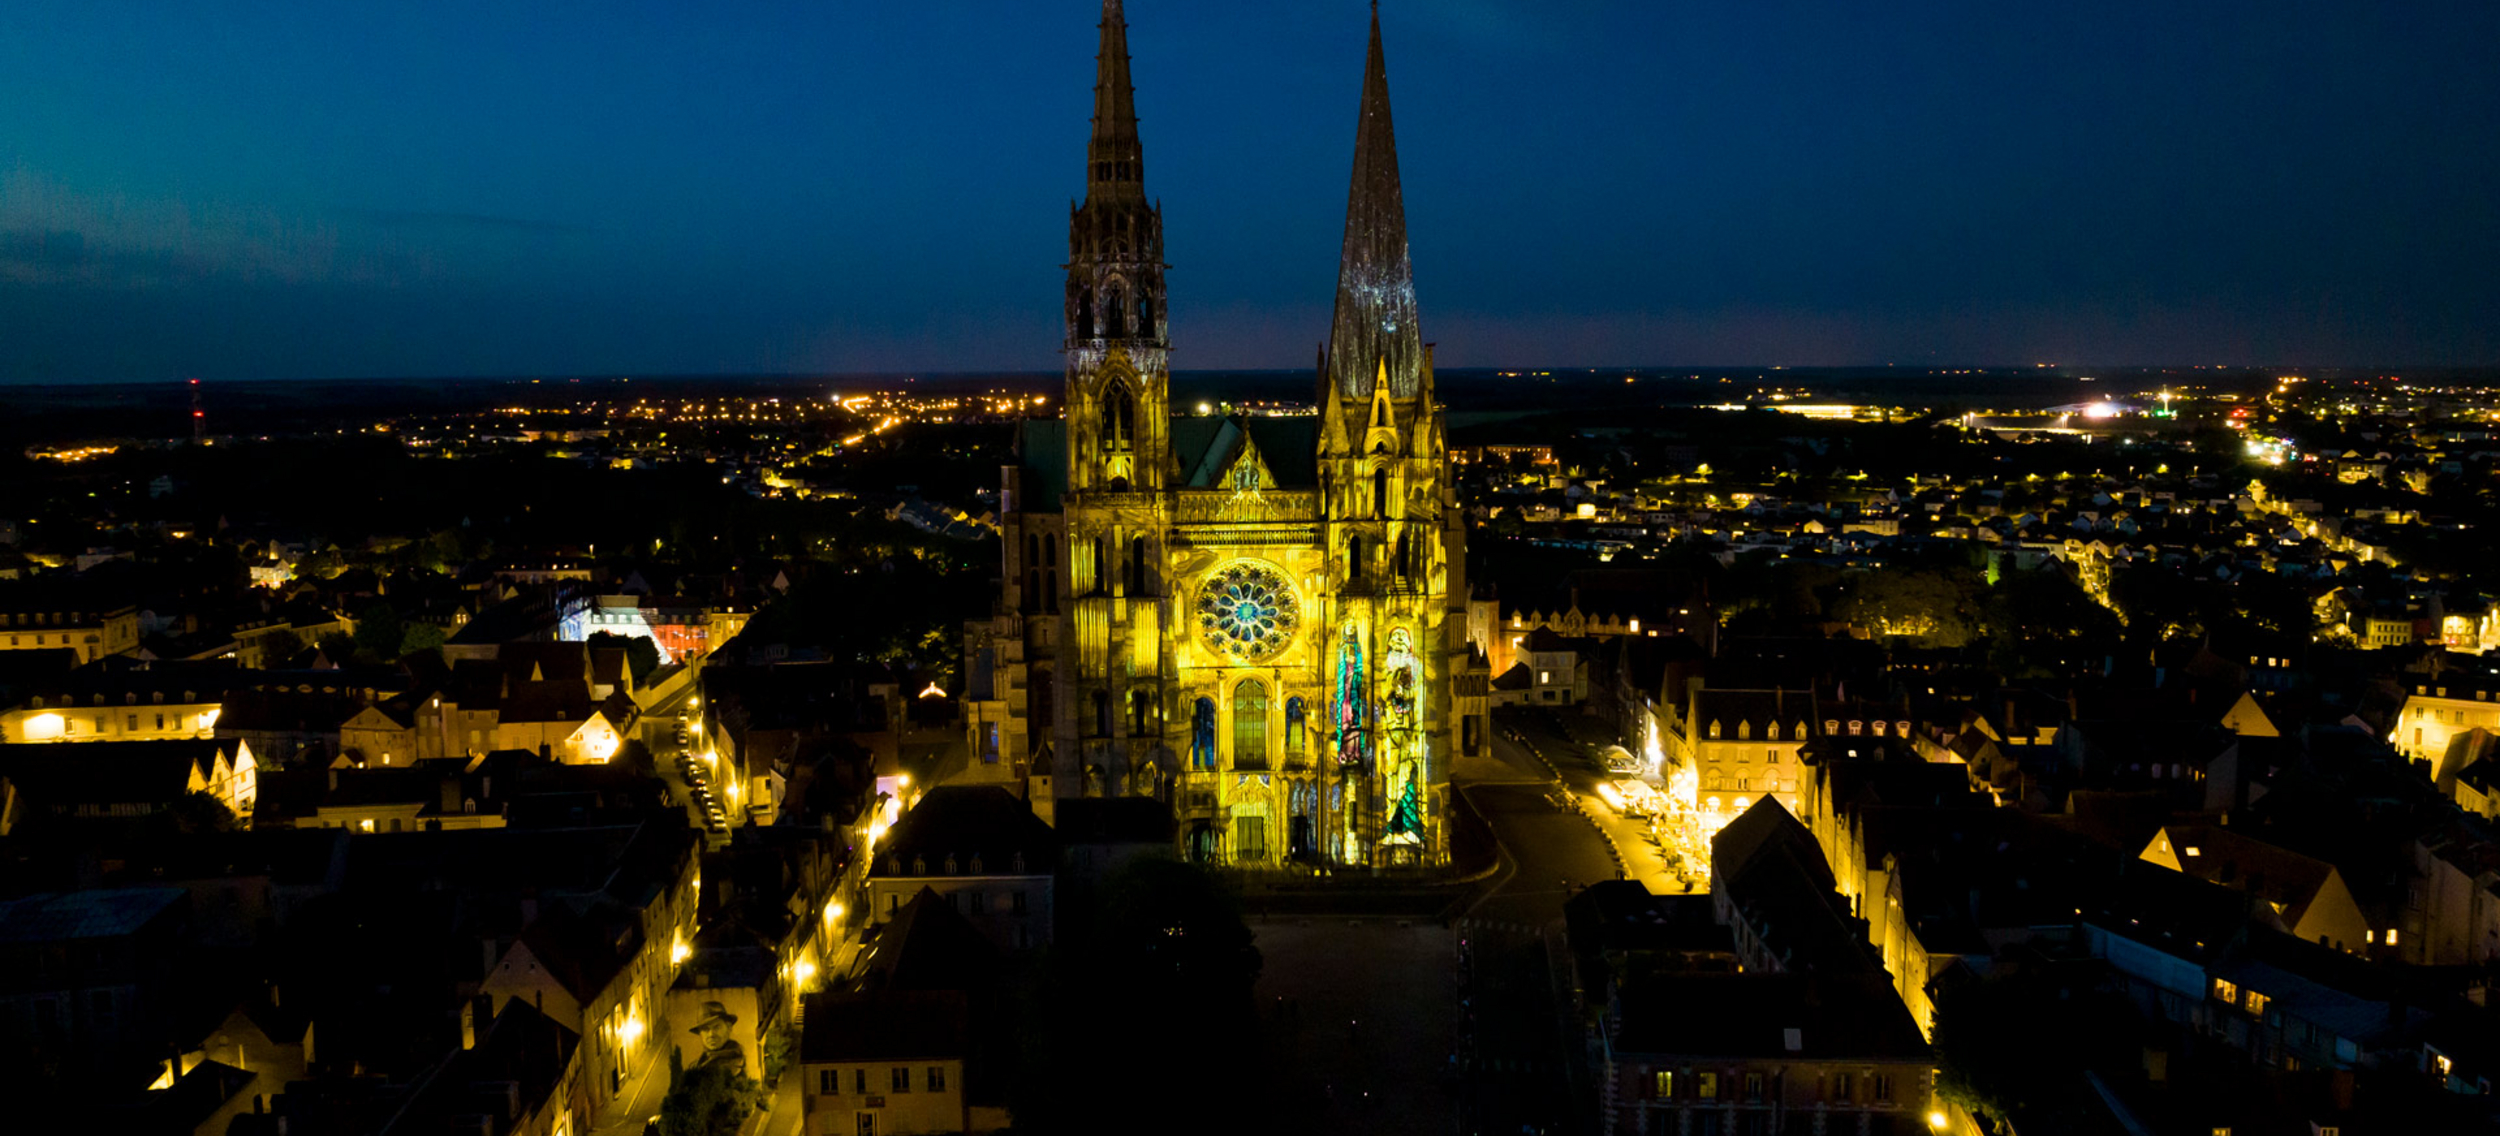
<box><xmin>1195</xmin><ymin>563</ymin><xmax>1299</xmax><ymax>661</ymax></box>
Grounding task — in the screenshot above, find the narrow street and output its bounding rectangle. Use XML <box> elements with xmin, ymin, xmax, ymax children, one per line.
<box><xmin>1440</xmin><ymin>709</ymin><xmax>1655</xmax><ymax>1136</ymax></box>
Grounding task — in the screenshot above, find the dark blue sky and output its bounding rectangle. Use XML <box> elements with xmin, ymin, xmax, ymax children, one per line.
<box><xmin>3</xmin><ymin>0</ymin><xmax>2494</xmax><ymax>383</ymax></box>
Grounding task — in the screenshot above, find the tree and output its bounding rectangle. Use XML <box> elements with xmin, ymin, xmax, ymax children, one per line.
<box><xmin>588</xmin><ymin>631</ymin><xmax>663</xmax><ymax>680</ymax></box>
<box><xmin>614</xmin><ymin>738</ymin><xmax>659</xmax><ymax>780</ymax></box>
<box><xmin>256</xmin><ymin>628</ymin><xmax>305</xmax><ymax>668</ymax></box>
<box><xmin>163</xmin><ymin>791</ymin><xmax>238</xmax><ymax>835</ymax></box>
<box><xmin>759</xmin><ymin>1023</ymin><xmax>797</xmax><ymax>1088</ymax></box>
<box><xmin>352</xmin><ymin>603</ymin><xmax>406</xmax><ymax>661</ymax></box>
<box><xmin>1983</xmin><ymin>567</ymin><xmax>2122</xmax><ymax>676</ymax></box>
<box><xmin>315</xmin><ymin>631</ymin><xmax>359</xmax><ymax>665</ymax></box>
<box><xmin>1834</xmin><ymin>567</ymin><xmax>1979</xmax><ymax>646</ymax></box>
<box><xmin>401</xmin><ymin>622</ymin><xmax>447</xmax><ymax>657</ymax></box>
<box><xmin>658</xmin><ymin>1056</ymin><xmax>757</xmax><ymax>1136</ymax></box>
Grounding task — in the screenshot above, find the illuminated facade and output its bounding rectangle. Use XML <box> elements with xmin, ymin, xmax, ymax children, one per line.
<box><xmin>971</xmin><ymin>2</ymin><xmax>1470</xmax><ymax>868</ymax></box>
<box><xmin>0</xmin><ymin>604</ymin><xmax>139</xmax><ymax>665</ymax></box>
<box><xmin>1666</xmin><ymin>687</ymin><xmax>1820</xmax><ymax>839</ymax></box>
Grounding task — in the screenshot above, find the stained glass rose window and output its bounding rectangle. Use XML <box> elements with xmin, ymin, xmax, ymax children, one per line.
<box><xmin>1195</xmin><ymin>562</ymin><xmax>1299</xmax><ymax>661</ymax></box>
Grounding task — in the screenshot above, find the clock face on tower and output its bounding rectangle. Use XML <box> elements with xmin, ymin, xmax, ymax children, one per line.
<box><xmin>1195</xmin><ymin>561</ymin><xmax>1300</xmax><ymax>662</ymax></box>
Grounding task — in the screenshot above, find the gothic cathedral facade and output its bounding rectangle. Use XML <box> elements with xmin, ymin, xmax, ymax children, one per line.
<box><xmin>966</xmin><ymin>1</ymin><xmax>1479</xmax><ymax>870</ymax></box>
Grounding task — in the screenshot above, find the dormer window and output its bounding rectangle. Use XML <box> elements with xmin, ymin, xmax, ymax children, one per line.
<box><xmin>886</xmin><ymin>855</ymin><xmax>902</xmax><ymax>874</ymax></box>
<box><xmin>943</xmin><ymin>855</ymin><xmax>959</xmax><ymax>875</ymax></box>
<box><xmin>1012</xmin><ymin>852</ymin><xmax>1026</xmax><ymax>873</ymax></box>
<box><xmin>912</xmin><ymin>856</ymin><xmax>928</xmax><ymax>875</ymax></box>
<box><xmin>1824</xmin><ymin>719</ymin><xmax>1839</xmax><ymax>734</ymax></box>
<box><xmin>1736</xmin><ymin>721</ymin><xmax>1750</xmax><ymax>741</ymax></box>
<box><xmin>1708</xmin><ymin>722</ymin><xmax>1720</xmax><ymax>739</ymax></box>
<box><xmin>1895</xmin><ymin>721</ymin><xmax>1911</xmax><ymax>737</ymax></box>
<box><xmin>1848</xmin><ymin>721</ymin><xmax>1863</xmax><ymax>736</ymax></box>
<box><xmin>1872</xmin><ymin>720</ymin><xmax>1888</xmax><ymax>737</ymax></box>
<box><xmin>969</xmin><ymin>855</ymin><xmax>985</xmax><ymax>874</ymax></box>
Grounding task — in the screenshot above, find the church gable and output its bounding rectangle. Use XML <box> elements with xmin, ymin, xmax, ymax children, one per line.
<box><xmin>1216</xmin><ymin>434</ymin><xmax>1274</xmax><ymax>491</ymax></box>
<box><xmin>1178</xmin><ymin>418</ymin><xmax>1319</xmax><ymax>490</ymax></box>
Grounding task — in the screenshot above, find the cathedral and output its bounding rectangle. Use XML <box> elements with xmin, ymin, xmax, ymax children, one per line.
<box><xmin>965</xmin><ymin>1</ymin><xmax>1482</xmax><ymax>870</ymax></box>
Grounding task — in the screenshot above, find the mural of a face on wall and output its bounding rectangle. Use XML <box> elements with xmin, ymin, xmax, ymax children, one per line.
<box><xmin>690</xmin><ymin>1001</ymin><xmax>745</xmax><ymax>1073</ymax></box>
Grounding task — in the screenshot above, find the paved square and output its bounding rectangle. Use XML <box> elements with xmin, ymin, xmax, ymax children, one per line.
<box><xmin>1250</xmin><ymin>918</ymin><xmax>1459</xmax><ymax>1136</ymax></box>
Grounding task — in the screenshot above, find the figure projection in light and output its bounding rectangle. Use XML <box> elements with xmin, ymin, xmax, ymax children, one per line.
<box><xmin>1192</xmin><ymin>696</ymin><xmax>1216</xmax><ymax>769</ymax></box>
<box><xmin>1382</xmin><ymin>628</ymin><xmax>1424</xmax><ymax>844</ymax></box>
<box><xmin>1334</xmin><ymin>622</ymin><xmax>1368</xmax><ymax>767</ymax></box>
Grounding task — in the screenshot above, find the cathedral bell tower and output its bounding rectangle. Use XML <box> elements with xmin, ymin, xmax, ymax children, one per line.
<box><xmin>1066</xmin><ymin>0</ymin><xmax>1169</xmax><ymax>495</ymax></box>
<box><xmin>1315</xmin><ymin>3</ymin><xmax>1455</xmax><ymax>865</ymax></box>
<box><xmin>1322</xmin><ymin>2</ymin><xmax>1443</xmax><ymax>603</ymax></box>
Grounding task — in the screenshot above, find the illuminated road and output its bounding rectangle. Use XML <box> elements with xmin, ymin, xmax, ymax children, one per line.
<box><xmin>1441</xmin><ymin>712</ymin><xmax>1651</xmax><ymax>1136</ymax></box>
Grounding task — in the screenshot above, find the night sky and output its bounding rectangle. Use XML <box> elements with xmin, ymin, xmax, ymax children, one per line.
<box><xmin>3</xmin><ymin>1</ymin><xmax>2494</xmax><ymax>384</ymax></box>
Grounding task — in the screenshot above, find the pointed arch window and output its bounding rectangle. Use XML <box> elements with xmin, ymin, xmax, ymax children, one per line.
<box><xmin>1104</xmin><ymin>285</ymin><xmax>1127</xmax><ymax>337</ymax></box>
<box><xmin>1285</xmin><ymin>697</ymin><xmax>1307</xmax><ymax>756</ymax></box>
<box><xmin>1191</xmin><ymin>697</ymin><xmax>1217</xmax><ymax>769</ymax></box>
<box><xmin>1045</xmin><ymin>534</ymin><xmax>1060</xmax><ymax>613</ymax></box>
<box><xmin>1092</xmin><ymin>689</ymin><xmax>1112</xmax><ymax>739</ymax></box>
<box><xmin>1233</xmin><ymin>679</ymin><xmax>1269</xmax><ymax>768</ymax></box>
<box><xmin>1076</xmin><ymin>287</ymin><xmax>1095</xmax><ymax>339</ymax></box>
<box><xmin>1022</xmin><ymin>534</ymin><xmax>1041</xmax><ymax>613</ymax></box>
<box><xmin>1347</xmin><ymin>535</ymin><xmax>1365</xmax><ymax>581</ymax></box>
<box><xmin>1394</xmin><ymin>532</ymin><xmax>1412</xmax><ymax>584</ymax></box>
<box><xmin>1372</xmin><ymin>468</ymin><xmax>1390</xmax><ymax>517</ymax></box>
<box><xmin>1127</xmin><ymin>537</ymin><xmax>1149</xmax><ymax>595</ymax></box>
<box><xmin>1103</xmin><ymin>386</ymin><xmax>1134</xmax><ymax>454</ymax></box>
<box><xmin>1128</xmin><ymin>687</ymin><xmax>1153</xmax><ymax>737</ymax></box>
<box><xmin>1137</xmin><ymin>292</ymin><xmax>1154</xmax><ymax>335</ymax></box>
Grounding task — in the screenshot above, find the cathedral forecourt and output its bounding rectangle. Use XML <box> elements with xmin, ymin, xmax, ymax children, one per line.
<box><xmin>965</xmin><ymin>1</ymin><xmax>1480</xmax><ymax>872</ymax></box>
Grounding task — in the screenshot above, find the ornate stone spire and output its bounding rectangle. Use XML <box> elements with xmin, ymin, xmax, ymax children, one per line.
<box><xmin>1087</xmin><ymin>0</ymin><xmax>1144</xmax><ymax>203</ymax></box>
<box><xmin>1326</xmin><ymin>4</ymin><xmax>1421</xmax><ymax>400</ymax></box>
<box><xmin>1066</xmin><ymin>0</ymin><xmax>1164</xmax><ymax>353</ymax></box>
<box><xmin>1066</xmin><ymin>0</ymin><xmax>1167</xmax><ymax>490</ymax></box>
